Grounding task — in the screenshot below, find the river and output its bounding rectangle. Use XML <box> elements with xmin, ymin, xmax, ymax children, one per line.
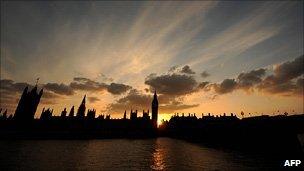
<box><xmin>0</xmin><ymin>138</ymin><xmax>280</xmax><ymax>170</ymax></box>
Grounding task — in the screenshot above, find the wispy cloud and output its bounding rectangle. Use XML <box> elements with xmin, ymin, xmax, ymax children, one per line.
<box><xmin>188</xmin><ymin>2</ymin><xmax>289</xmax><ymax>67</ymax></box>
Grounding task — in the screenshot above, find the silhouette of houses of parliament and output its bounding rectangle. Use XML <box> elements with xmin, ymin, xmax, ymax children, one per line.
<box><xmin>36</xmin><ymin>93</ymin><xmax>157</xmax><ymax>123</ymax></box>
<box><xmin>4</xmin><ymin>85</ymin><xmax>159</xmax><ymax>133</ymax></box>
<box><xmin>5</xmin><ymin>84</ymin><xmax>159</xmax><ymax>123</ymax></box>
<box><xmin>0</xmin><ymin>85</ymin><xmax>162</xmax><ymax>139</ymax></box>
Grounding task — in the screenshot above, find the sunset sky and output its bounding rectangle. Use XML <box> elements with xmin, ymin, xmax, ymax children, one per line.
<box><xmin>1</xmin><ymin>1</ymin><xmax>303</xmax><ymax>121</ymax></box>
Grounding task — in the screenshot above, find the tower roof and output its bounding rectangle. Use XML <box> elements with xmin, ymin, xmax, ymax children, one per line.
<box><xmin>152</xmin><ymin>90</ymin><xmax>158</xmax><ymax>103</ymax></box>
<box><xmin>31</xmin><ymin>85</ymin><xmax>38</xmax><ymax>94</ymax></box>
<box><xmin>81</xmin><ymin>95</ymin><xmax>86</xmax><ymax>104</ymax></box>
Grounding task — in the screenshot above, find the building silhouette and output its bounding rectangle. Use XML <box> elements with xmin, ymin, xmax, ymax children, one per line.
<box><xmin>87</xmin><ymin>109</ymin><xmax>96</xmax><ymax>119</ymax></box>
<box><xmin>40</xmin><ymin>108</ymin><xmax>53</xmax><ymax>120</ymax></box>
<box><xmin>151</xmin><ymin>90</ymin><xmax>158</xmax><ymax>127</ymax></box>
<box><xmin>142</xmin><ymin>110</ymin><xmax>150</xmax><ymax>120</ymax></box>
<box><xmin>14</xmin><ymin>85</ymin><xmax>43</xmax><ymax>121</ymax></box>
<box><xmin>130</xmin><ymin>109</ymin><xmax>137</xmax><ymax>120</ymax></box>
<box><xmin>76</xmin><ymin>95</ymin><xmax>86</xmax><ymax>119</ymax></box>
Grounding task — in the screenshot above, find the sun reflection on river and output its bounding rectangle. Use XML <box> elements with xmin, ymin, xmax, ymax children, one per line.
<box><xmin>150</xmin><ymin>139</ymin><xmax>166</xmax><ymax>170</ymax></box>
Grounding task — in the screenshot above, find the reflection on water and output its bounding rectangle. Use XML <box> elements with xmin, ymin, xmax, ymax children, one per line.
<box><xmin>0</xmin><ymin>138</ymin><xmax>277</xmax><ymax>170</ymax></box>
<box><xmin>151</xmin><ymin>139</ymin><xmax>165</xmax><ymax>170</ymax></box>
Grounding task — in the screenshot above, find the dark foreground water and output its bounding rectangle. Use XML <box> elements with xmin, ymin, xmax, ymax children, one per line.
<box><xmin>0</xmin><ymin>138</ymin><xmax>281</xmax><ymax>170</ymax></box>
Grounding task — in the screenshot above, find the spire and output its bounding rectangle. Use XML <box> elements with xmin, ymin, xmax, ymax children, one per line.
<box><xmin>23</xmin><ymin>86</ymin><xmax>29</xmax><ymax>95</ymax></box>
<box><xmin>81</xmin><ymin>95</ymin><xmax>86</xmax><ymax>104</ymax></box>
<box><xmin>31</xmin><ymin>85</ymin><xmax>38</xmax><ymax>94</ymax></box>
<box><xmin>3</xmin><ymin>109</ymin><xmax>7</xmax><ymax>119</ymax></box>
<box><xmin>39</xmin><ymin>88</ymin><xmax>43</xmax><ymax>97</ymax></box>
<box><xmin>35</xmin><ymin>77</ymin><xmax>40</xmax><ymax>86</ymax></box>
<box><xmin>77</xmin><ymin>95</ymin><xmax>86</xmax><ymax>119</ymax></box>
<box><xmin>69</xmin><ymin>106</ymin><xmax>75</xmax><ymax>117</ymax></box>
<box><xmin>123</xmin><ymin>110</ymin><xmax>127</xmax><ymax>119</ymax></box>
<box><xmin>151</xmin><ymin>88</ymin><xmax>158</xmax><ymax>128</ymax></box>
<box><xmin>152</xmin><ymin>89</ymin><xmax>158</xmax><ymax>103</ymax></box>
<box><xmin>31</xmin><ymin>78</ymin><xmax>39</xmax><ymax>93</ymax></box>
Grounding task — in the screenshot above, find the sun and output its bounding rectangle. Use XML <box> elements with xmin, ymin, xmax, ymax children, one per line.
<box><xmin>157</xmin><ymin>120</ymin><xmax>163</xmax><ymax>127</ymax></box>
<box><xmin>157</xmin><ymin>114</ymin><xmax>172</xmax><ymax>127</ymax></box>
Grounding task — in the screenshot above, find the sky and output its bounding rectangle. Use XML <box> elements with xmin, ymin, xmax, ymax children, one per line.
<box><xmin>0</xmin><ymin>1</ymin><xmax>303</xmax><ymax>121</ymax></box>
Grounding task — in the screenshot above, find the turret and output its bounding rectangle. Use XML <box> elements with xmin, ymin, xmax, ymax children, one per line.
<box><xmin>3</xmin><ymin>110</ymin><xmax>7</xmax><ymax>119</ymax></box>
<box><xmin>61</xmin><ymin>108</ymin><xmax>67</xmax><ymax>117</ymax></box>
<box><xmin>30</xmin><ymin>85</ymin><xmax>38</xmax><ymax>94</ymax></box>
<box><xmin>22</xmin><ymin>86</ymin><xmax>29</xmax><ymax>96</ymax></box>
<box><xmin>76</xmin><ymin>95</ymin><xmax>86</xmax><ymax>119</ymax></box>
<box><xmin>39</xmin><ymin>88</ymin><xmax>43</xmax><ymax>97</ymax></box>
<box><xmin>69</xmin><ymin>106</ymin><xmax>75</xmax><ymax>117</ymax></box>
<box><xmin>123</xmin><ymin>110</ymin><xmax>127</xmax><ymax>119</ymax></box>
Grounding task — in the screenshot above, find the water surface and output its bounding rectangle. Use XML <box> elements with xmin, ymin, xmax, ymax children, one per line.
<box><xmin>0</xmin><ymin>138</ymin><xmax>277</xmax><ymax>170</ymax></box>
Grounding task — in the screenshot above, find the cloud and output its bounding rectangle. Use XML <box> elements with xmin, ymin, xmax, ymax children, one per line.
<box><xmin>107</xmin><ymin>83</ymin><xmax>132</xmax><ymax>95</ymax></box>
<box><xmin>40</xmin><ymin>91</ymin><xmax>61</xmax><ymax>105</ymax></box>
<box><xmin>0</xmin><ymin>79</ymin><xmax>61</xmax><ymax>112</ymax></box>
<box><xmin>44</xmin><ymin>83</ymin><xmax>75</xmax><ymax>96</ymax></box>
<box><xmin>294</xmin><ymin>78</ymin><xmax>304</xmax><ymax>95</ymax></box>
<box><xmin>159</xmin><ymin>100</ymin><xmax>199</xmax><ymax>113</ymax></box>
<box><xmin>206</xmin><ymin>68</ymin><xmax>266</xmax><ymax>94</ymax></box>
<box><xmin>168</xmin><ymin>65</ymin><xmax>196</xmax><ymax>75</ymax></box>
<box><xmin>107</xmin><ymin>88</ymin><xmax>199</xmax><ymax>114</ymax></box>
<box><xmin>266</xmin><ymin>55</ymin><xmax>303</xmax><ymax>83</ymax></box>
<box><xmin>168</xmin><ymin>65</ymin><xmax>179</xmax><ymax>73</ymax></box>
<box><xmin>210</xmin><ymin>79</ymin><xmax>238</xmax><ymax>94</ymax></box>
<box><xmin>42</xmin><ymin>91</ymin><xmax>61</xmax><ymax>99</ymax></box>
<box><xmin>70</xmin><ymin>77</ymin><xmax>132</xmax><ymax>95</ymax></box>
<box><xmin>116</xmin><ymin>65</ymin><xmax>207</xmax><ymax>113</ymax></box>
<box><xmin>205</xmin><ymin>55</ymin><xmax>303</xmax><ymax>96</ymax></box>
<box><xmin>98</xmin><ymin>73</ymin><xmax>114</xmax><ymax>82</ymax></box>
<box><xmin>0</xmin><ymin>90</ymin><xmax>19</xmax><ymax>105</ymax></box>
<box><xmin>70</xmin><ymin>77</ymin><xmax>108</xmax><ymax>92</ymax></box>
<box><xmin>257</xmin><ymin>55</ymin><xmax>304</xmax><ymax>96</ymax></box>
<box><xmin>200</xmin><ymin>71</ymin><xmax>210</xmax><ymax>78</ymax></box>
<box><xmin>197</xmin><ymin>81</ymin><xmax>209</xmax><ymax>89</ymax></box>
<box><xmin>180</xmin><ymin>65</ymin><xmax>195</xmax><ymax>74</ymax></box>
<box><xmin>0</xmin><ymin>79</ymin><xmax>35</xmax><ymax>110</ymax></box>
<box><xmin>237</xmin><ymin>68</ymin><xmax>266</xmax><ymax>90</ymax></box>
<box><xmin>0</xmin><ymin>79</ymin><xmax>31</xmax><ymax>92</ymax></box>
<box><xmin>188</xmin><ymin>2</ymin><xmax>286</xmax><ymax>67</ymax></box>
<box><xmin>144</xmin><ymin>73</ymin><xmax>199</xmax><ymax>96</ymax></box>
<box><xmin>107</xmin><ymin>89</ymin><xmax>151</xmax><ymax>114</ymax></box>
<box><xmin>0</xmin><ymin>76</ymin><xmax>133</xmax><ymax>114</ymax></box>
<box><xmin>88</xmin><ymin>96</ymin><xmax>100</xmax><ymax>103</ymax></box>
